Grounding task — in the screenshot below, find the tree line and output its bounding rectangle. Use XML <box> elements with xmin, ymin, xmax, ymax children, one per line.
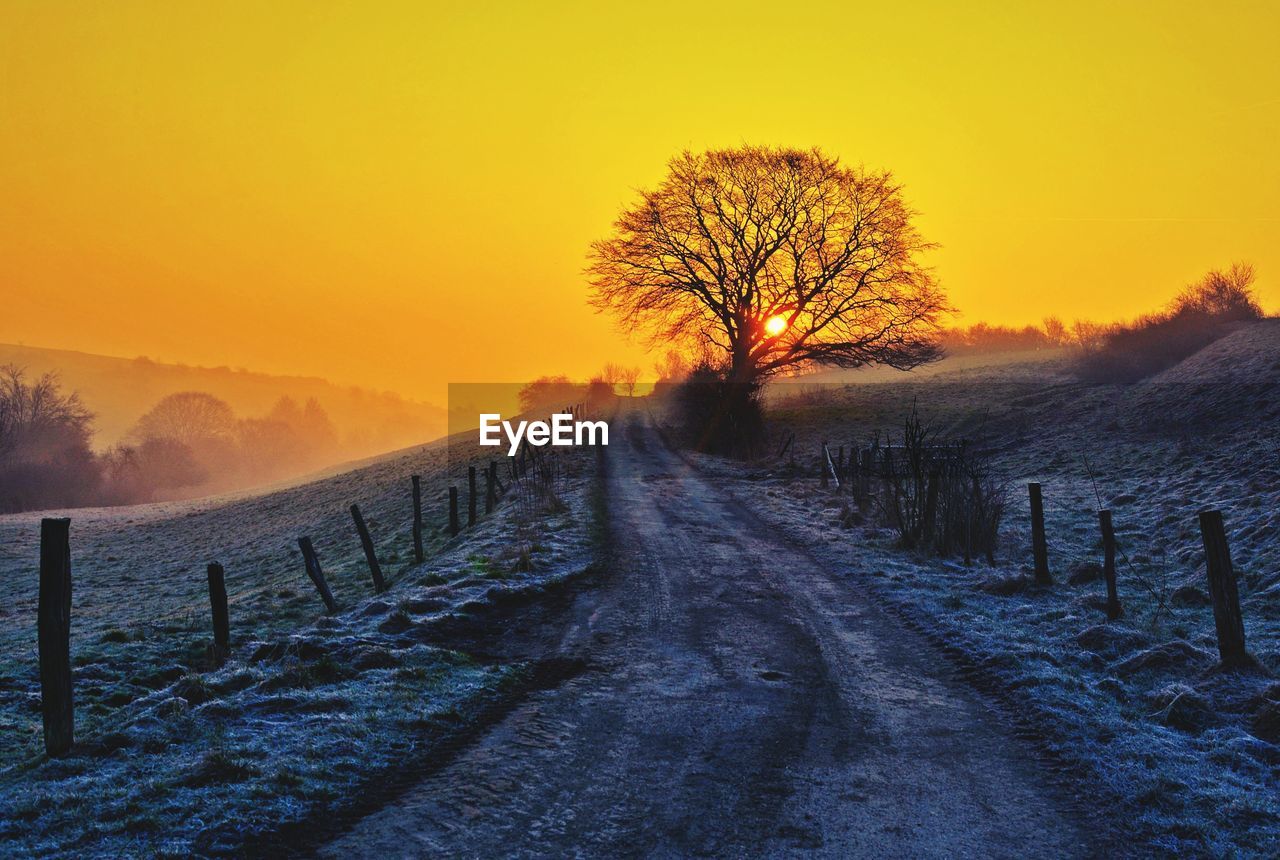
<box><xmin>0</xmin><ymin>372</ymin><xmax>346</xmax><ymax>513</ymax></box>
<box><xmin>938</xmin><ymin>263</ymin><xmax>1264</xmax><ymax>368</ymax></box>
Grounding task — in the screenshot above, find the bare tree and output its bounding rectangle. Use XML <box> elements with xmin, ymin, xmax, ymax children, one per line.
<box><xmin>1170</xmin><ymin>262</ymin><xmax>1261</xmax><ymax>321</ymax></box>
<box><xmin>131</xmin><ymin>392</ymin><xmax>239</xmax><ymax>489</ymax></box>
<box><xmin>619</xmin><ymin>365</ymin><xmax>641</xmax><ymax>397</ymax></box>
<box><xmin>131</xmin><ymin>391</ymin><xmax>236</xmax><ymax>447</ymax></box>
<box><xmin>0</xmin><ymin>366</ymin><xmax>98</xmax><ymax>512</ymax></box>
<box><xmin>589</xmin><ymin>146</ymin><xmax>948</xmax><ymax>384</ymax></box>
<box><xmin>652</xmin><ymin>349</ymin><xmax>691</xmax><ymax>384</ymax></box>
<box><xmin>1041</xmin><ymin>316</ymin><xmax>1068</xmax><ymax>345</ymax></box>
<box><xmin>0</xmin><ymin>365</ymin><xmax>94</xmax><ymax>462</ymax></box>
<box><xmin>518</xmin><ymin>376</ymin><xmax>582</xmax><ymax>414</ymax></box>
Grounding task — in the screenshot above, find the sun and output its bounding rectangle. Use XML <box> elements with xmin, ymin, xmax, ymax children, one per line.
<box><xmin>764</xmin><ymin>314</ymin><xmax>788</xmax><ymax>337</ymax></box>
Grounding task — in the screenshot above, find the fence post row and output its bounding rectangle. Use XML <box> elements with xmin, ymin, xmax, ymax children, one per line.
<box><xmin>485</xmin><ymin>461</ymin><xmax>497</xmax><ymax>513</ymax></box>
<box><xmin>297</xmin><ymin>536</ymin><xmax>337</xmax><ymax>613</ymax></box>
<box><xmin>206</xmin><ymin>562</ymin><xmax>231</xmax><ymax>666</ymax></box>
<box><xmin>1198</xmin><ymin>510</ymin><xmax>1248</xmax><ymax>667</ymax></box>
<box><xmin>38</xmin><ymin>517</ymin><xmax>74</xmax><ymax>757</ymax></box>
<box><xmin>411</xmin><ymin>475</ymin><xmax>424</xmax><ymax>564</ymax></box>
<box><xmin>350</xmin><ymin>504</ymin><xmax>387</xmax><ymax>593</ymax></box>
<box><xmin>1028</xmin><ymin>482</ymin><xmax>1052</xmax><ymax>585</ymax></box>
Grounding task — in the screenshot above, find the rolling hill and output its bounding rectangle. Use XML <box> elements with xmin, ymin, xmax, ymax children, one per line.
<box><xmin>0</xmin><ymin>342</ymin><xmax>446</xmax><ymax>455</ymax></box>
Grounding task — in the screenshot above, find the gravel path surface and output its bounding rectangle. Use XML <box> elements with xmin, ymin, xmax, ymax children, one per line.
<box><xmin>318</xmin><ymin>411</ymin><xmax>1093</xmax><ymax>858</ymax></box>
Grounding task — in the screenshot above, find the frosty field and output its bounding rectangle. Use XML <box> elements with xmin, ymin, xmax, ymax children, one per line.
<box><xmin>699</xmin><ymin>321</ymin><xmax>1280</xmax><ymax>855</ymax></box>
<box><xmin>0</xmin><ymin>436</ymin><xmax>598</xmax><ymax>856</ymax></box>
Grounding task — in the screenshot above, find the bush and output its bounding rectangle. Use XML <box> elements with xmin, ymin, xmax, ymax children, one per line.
<box><xmin>0</xmin><ymin>365</ymin><xmax>100</xmax><ymax>512</ymax></box>
<box><xmin>672</xmin><ymin>365</ymin><xmax>764</xmax><ymax>458</ymax></box>
<box><xmin>1075</xmin><ymin>263</ymin><xmax>1263</xmax><ymax>383</ymax></box>
<box><xmin>872</xmin><ymin>404</ymin><xmax>1005</xmax><ymax>561</ymax></box>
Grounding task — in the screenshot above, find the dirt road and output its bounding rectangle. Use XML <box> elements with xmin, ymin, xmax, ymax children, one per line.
<box><xmin>318</xmin><ymin>413</ymin><xmax>1092</xmax><ymax>858</ymax></box>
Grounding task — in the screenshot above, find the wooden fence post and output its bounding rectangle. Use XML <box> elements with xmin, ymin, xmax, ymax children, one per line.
<box><xmin>411</xmin><ymin>475</ymin><xmax>424</xmax><ymax>564</ymax></box>
<box><xmin>38</xmin><ymin>518</ymin><xmax>73</xmax><ymax>757</ymax></box>
<box><xmin>485</xmin><ymin>461</ymin><xmax>497</xmax><ymax>513</ymax></box>
<box><xmin>1098</xmin><ymin>510</ymin><xmax>1122</xmax><ymax>620</ymax></box>
<box><xmin>350</xmin><ymin>504</ymin><xmax>387</xmax><ymax>593</ymax></box>
<box><xmin>468</xmin><ymin>465</ymin><xmax>478</xmax><ymax>527</ymax></box>
<box><xmin>206</xmin><ymin>562</ymin><xmax>230</xmax><ymax>666</ymax></box>
<box><xmin>820</xmin><ymin>443</ymin><xmax>829</xmax><ymax>488</ymax></box>
<box><xmin>297</xmin><ymin>537</ymin><xmax>336</xmax><ymax>613</ymax></box>
<box><xmin>1028</xmin><ymin>482</ymin><xmax>1052</xmax><ymax>585</ymax></box>
<box><xmin>448</xmin><ymin>486</ymin><xmax>460</xmax><ymax>536</ymax></box>
<box><xmin>1198</xmin><ymin>510</ymin><xmax>1248</xmax><ymax>667</ymax></box>
<box><xmin>822</xmin><ymin>443</ymin><xmax>840</xmax><ymax>491</ymax></box>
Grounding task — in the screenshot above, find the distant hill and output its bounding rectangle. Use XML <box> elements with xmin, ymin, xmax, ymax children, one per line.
<box><xmin>787</xmin><ymin>346</ymin><xmax>1070</xmax><ymax>386</ymax></box>
<box><xmin>0</xmin><ymin>343</ymin><xmax>446</xmax><ymax>454</ymax></box>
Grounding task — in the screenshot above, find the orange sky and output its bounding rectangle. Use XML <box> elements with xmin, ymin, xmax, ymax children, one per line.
<box><xmin>2</xmin><ymin>1</ymin><xmax>1277</xmax><ymax>403</ymax></box>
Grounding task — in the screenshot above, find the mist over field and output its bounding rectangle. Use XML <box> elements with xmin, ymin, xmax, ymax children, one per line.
<box><xmin>0</xmin><ymin>343</ymin><xmax>444</xmax><ymax>512</ymax></box>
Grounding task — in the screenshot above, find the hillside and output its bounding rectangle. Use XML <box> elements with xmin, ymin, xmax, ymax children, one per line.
<box><xmin>1150</xmin><ymin>318</ymin><xmax>1280</xmax><ymax>384</ymax></box>
<box><xmin>0</xmin><ymin>427</ymin><xmax>596</xmax><ymax>855</ymax></box>
<box><xmin>701</xmin><ymin>320</ymin><xmax>1280</xmax><ymax>854</ymax></box>
<box><xmin>0</xmin><ymin>343</ymin><xmax>445</xmax><ymax>453</ymax></box>
<box><xmin>791</xmin><ymin>346</ymin><xmax>1072</xmax><ymax>386</ymax></box>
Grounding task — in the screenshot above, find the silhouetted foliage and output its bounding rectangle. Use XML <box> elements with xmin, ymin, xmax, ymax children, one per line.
<box><xmin>0</xmin><ymin>371</ymin><xmax>355</xmax><ymax>511</ymax></box>
<box><xmin>939</xmin><ymin>322</ymin><xmax>1060</xmax><ymax>354</ymax></box>
<box><xmin>1170</xmin><ymin>263</ymin><xmax>1262</xmax><ymax>321</ymax></box>
<box><xmin>0</xmin><ymin>366</ymin><xmax>97</xmax><ymax>512</ymax></box>
<box><xmin>584</xmin><ymin>378</ymin><xmax>616</xmax><ymax>409</ymax></box>
<box><xmin>673</xmin><ymin>365</ymin><xmax>764</xmax><ymax>457</ymax></box>
<box><xmin>589</xmin><ymin>146</ymin><xmax>947</xmax><ymax>384</ymax></box>
<box><xmin>99</xmin><ymin>437</ymin><xmax>205</xmax><ymax>503</ymax></box>
<box><xmin>652</xmin><ymin>349</ymin><xmax>692</xmax><ymax>386</ymax></box>
<box><xmin>130</xmin><ymin>392</ymin><xmax>239</xmax><ymax>490</ymax></box>
<box><xmin>517</xmin><ymin>377</ymin><xmax>583</xmax><ymax>415</ymax></box>
<box><xmin>872</xmin><ymin>404</ymin><xmax>1004</xmax><ymax>561</ymax></box>
<box><xmin>598</xmin><ymin>363</ymin><xmax>641</xmax><ymax>397</ymax></box>
<box><xmin>1076</xmin><ymin>263</ymin><xmax>1264</xmax><ymax>382</ymax></box>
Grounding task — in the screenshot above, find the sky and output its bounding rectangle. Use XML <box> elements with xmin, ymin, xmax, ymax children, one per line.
<box><xmin>2</xmin><ymin>0</ymin><xmax>1278</xmax><ymax>403</ymax></box>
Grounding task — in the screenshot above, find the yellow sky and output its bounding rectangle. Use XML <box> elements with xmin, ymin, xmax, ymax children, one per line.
<box><xmin>2</xmin><ymin>0</ymin><xmax>1277</xmax><ymax>402</ymax></box>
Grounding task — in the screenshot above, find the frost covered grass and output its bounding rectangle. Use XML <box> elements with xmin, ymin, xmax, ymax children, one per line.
<box><xmin>0</xmin><ymin>437</ymin><xmax>599</xmax><ymax>856</ymax></box>
<box><xmin>0</xmin><ymin>441</ymin><xmax>462</xmax><ymax>765</ymax></box>
<box><xmin>0</xmin><ymin>646</ymin><xmax>518</xmax><ymax>857</ymax></box>
<box><xmin>689</xmin><ymin>338</ymin><xmax>1280</xmax><ymax>856</ymax></box>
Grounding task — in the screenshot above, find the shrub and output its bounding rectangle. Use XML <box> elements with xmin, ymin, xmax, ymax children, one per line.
<box><xmin>0</xmin><ymin>365</ymin><xmax>99</xmax><ymax>512</ymax></box>
<box><xmin>872</xmin><ymin>404</ymin><xmax>1005</xmax><ymax>562</ymax></box>
<box><xmin>1075</xmin><ymin>263</ymin><xmax>1263</xmax><ymax>383</ymax></box>
<box><xmin>672</xmin><ymin>364</ymin><xmax>764</xmax><ymax>458</ymax></box>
